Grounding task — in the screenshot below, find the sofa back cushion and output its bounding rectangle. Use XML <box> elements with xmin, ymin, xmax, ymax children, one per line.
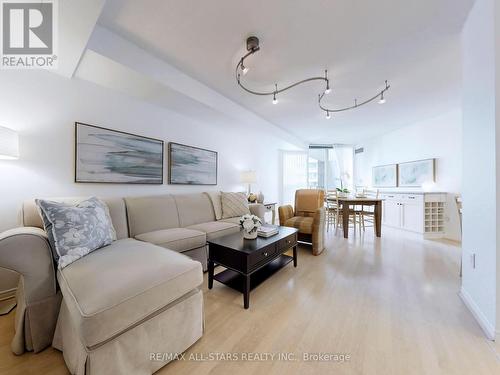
<box><xmin>125</xmin><ymin>195</ymin><xmax>179</xmax><ymax>237</ymax></box>
<box><xmin>174</xmin><ymin>193</ymin><xmax>216</xmax><ymax>227</ymax></box>
<box><xmin>295</xmin><ymin>189</ymin><xmax>325</xmax><ymax>217</ymax></box>
<box><xmin>205</xmin><ymin>191</ymin><xmax>222</xmax><ymax>220</ymax></box>
<box><xmin>22</xmin><ymin>197</ymin><xmax>129</xmax><ymax>239</ymax></box>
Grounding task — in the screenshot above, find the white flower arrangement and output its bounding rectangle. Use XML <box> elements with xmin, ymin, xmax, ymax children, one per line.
<box><xmin>239</xmin><ymin>214</ymin><xmax>262</xmax><ymax>239</ymax></box>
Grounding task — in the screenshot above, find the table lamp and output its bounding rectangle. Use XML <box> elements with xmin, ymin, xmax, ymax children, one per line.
<box><xmin>240</xmin><ymin>170</ymin><xmax>256</xmax><ymax>196</ymax></box>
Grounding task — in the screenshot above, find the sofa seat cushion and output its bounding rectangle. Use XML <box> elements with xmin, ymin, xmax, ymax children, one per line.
<box><xmin>219</xmin><ymin>217</ymin><xmax>241</xmax><ymax>225</ymax></box>
<box><xmin>285</xmin><ymin>216</ymin><xmax>314</xmax><ymax>234</ymax></box>
<box><xmin>187</xmin><ymin>221</ymin><xmax>240</xmax><ymax>240</ymax></box>
<box><xmin>135</xmin><ymin>228</ymin><xmax>206</xmax><ymax>252</ymax></box>
<box><xmin>57</xmin><ymin>238</ymin><xmax>203</xmax><ymax>349</ymax></box>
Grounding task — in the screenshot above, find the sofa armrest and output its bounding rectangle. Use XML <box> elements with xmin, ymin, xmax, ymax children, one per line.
<box><xmin>0</xmin><ymin>227</ymin><xmax>56</xmax><ymax>303</ymax></box>
<box><xmin>0</xmin><ymin>227</ymin><xmax>60</xmax><ymax>354</ymax></box>
<box><xmin>248</xmin><ymin>203</ymin><xmax>266</xmax><ymax>222</ymax></box>
<box><xmin>278</xmin><ymin>205</ymin><xmax>294</xmax><ymax>225</ymax></box>
<box><xmin>311</xmin><ymin>207</ymin><xmax>326</xmax><ymax>255</ymax></box>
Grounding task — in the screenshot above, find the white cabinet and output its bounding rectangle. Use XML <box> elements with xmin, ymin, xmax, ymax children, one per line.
<box><xmin>401</xmin><ymin>201</ymin><xmax>424</xmax><ymax>233</ymax></box>
<box><xmin>380</xmin><ymin>192</ymin><xmax>446</xmax><ymax>238</ymax></box>
<box><xmin>383</xmin><ymin>200</ymin><xmax>401</xmax><ymax>227</ymax></box>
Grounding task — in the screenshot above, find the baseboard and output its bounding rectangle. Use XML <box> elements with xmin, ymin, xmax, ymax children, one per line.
<box><xmin>459</xmin><ymin>287</ymin><xmax>496</xmax><ymax>340</ymax></box>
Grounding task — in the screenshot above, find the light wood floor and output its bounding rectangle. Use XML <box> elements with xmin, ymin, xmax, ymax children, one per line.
<box><xmin>1</xmin><ymin>228</ymin><xmax>499</xmax><ymax>375</ymax></box>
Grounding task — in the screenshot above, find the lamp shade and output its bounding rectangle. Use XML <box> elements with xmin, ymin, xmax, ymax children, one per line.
<box><xmin>240</xmin><ymin>170</ymin><xmax>257</xmax><ymax>184</ymax></box>
<box><xmin>0</xmin><ymin>126</ymin><xmax>19</xmax><ymax>160</ymax></box>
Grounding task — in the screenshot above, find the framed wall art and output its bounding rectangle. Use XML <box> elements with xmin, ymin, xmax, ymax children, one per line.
<box><xmin>168</xmin><ymin>142</ymin><xmax>217</xmax><ymax>185</ymax></box>
<box><xmin>75</xmin><ymin>122</ymin><xmax>164</xmax><ymax>184</ymax></box>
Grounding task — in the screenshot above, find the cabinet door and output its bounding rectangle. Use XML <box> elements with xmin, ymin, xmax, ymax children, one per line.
<box><xmin>384</xmin><ymin>201</ymin><xmax>401</xmax><ymax>228</ymax></box>
<box><xmin>401</xmin><ymin>203</ymin><xmax>424</xmax><ymax>233</ymax></box>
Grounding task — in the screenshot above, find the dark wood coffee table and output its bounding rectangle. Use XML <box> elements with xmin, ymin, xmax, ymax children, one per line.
<box><xmin>207</xmin><ymin>226</ymin><xmax>298</xmax><ymax>309</ymax></box>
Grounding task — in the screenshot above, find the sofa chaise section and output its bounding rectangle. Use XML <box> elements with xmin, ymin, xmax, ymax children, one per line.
<box><xmin>53</xmin><ymin>238</ymin><xmax>203</xmax><ymax>374</ymax></box>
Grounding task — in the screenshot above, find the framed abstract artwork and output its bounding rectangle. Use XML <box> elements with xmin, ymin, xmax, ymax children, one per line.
<box><xmin>372</xmin><ymin>164</ymin><xmax>398</xmax><ymax>187</ymax></box>
<box><xmin>398</xmin><ymin>159</ymin><xmax>435</xmax><ymax>187</ymax></box>
<box><xmin>75</xmin><ymin>122</ymin><xmax>164</xmax><ymax>184</ymax></box>
<box><xmin>168</xmin><ymin>142</ymin><xmax>217</xmax><ymax>185</ymax></box>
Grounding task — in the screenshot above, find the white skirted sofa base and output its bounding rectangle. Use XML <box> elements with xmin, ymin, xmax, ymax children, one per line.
<box><xmin>52</xmin><ymin>238</ymin><xmax>203</xmax><ymax>375</ymax></box>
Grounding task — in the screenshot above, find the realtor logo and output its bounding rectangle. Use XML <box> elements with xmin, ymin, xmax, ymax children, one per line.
<box><xmin>1</xmin><ymin>0</ymin><xmax>57</xmax><ymax>69</ymax></box>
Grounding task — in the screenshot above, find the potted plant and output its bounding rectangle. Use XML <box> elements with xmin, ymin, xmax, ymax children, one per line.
<box><xmin>239</xmin><ymin>214</ymin><xmax>262</xmax><ymax>239</ymax></box>
<box><xmin>336</xmin><ymin>187</ymin><xmax>350</xmax><ymax>198</ymax></box>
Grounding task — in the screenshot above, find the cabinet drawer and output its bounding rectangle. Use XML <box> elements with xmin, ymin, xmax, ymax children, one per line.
<box><xmin>380</xmin><ymin>193</ymin><xmax>398</xmax><ymax>201</ymax></box>
<box><xmin>401</xmin><ymin>194</ymin><xmax>424</xmax><ymax>203</ymax></box>
<box><xmin>248</xmin><ymin>245</ymin><xmax>276</xmax><ymax>270</ymax></box>
<box><xmin>277</xmin><ymin>233</ymin><xmax>297</xmax><ymax>252</ymax></box>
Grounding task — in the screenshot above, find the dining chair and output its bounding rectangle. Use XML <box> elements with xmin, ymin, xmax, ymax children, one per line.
<box><xmin>359</xmin><ymin>188</ymin><xmax>380</xmax><ymax>232</ymax></box>
<box><xmin>333</xmin><ymin>194</ymin><xmax>362</xmax><ymax>235</ymax></box>
<box><xmin>325</xmin><ymin>190</ymin><xmax>340</xmax><ymax>231</ymax></box>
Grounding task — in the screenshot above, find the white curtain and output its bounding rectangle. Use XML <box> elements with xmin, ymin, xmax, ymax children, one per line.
<box><xmin>330</xmin><ymin>146</ymin><xmax>353</xmax><ymax>191</ymax></box>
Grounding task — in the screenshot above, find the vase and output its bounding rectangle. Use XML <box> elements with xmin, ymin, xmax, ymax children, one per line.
<box><xmin>257</xmin><ymin>191</ymin><xmax>264</xmax><ymax>203</ymax></box>
<box><xmin>243</xmin><ymin>231</ymin><xmax>258</xmax><ymax>240</ymax></box>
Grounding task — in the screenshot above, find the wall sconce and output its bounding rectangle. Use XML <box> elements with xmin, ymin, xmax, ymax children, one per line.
<box><xmin>0</xmin><ymin>126</ymin><xmax>19</xmax><ymax>160</ymax></box>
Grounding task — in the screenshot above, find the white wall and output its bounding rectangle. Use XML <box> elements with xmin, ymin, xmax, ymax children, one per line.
<box><xmin>460</xmin><ymin>0</ymin><xmax>497</xmax><ymax>339</ymax></box>
<box><xmin>0</xmin><ymin>69</ymin><xmax>297</xmax><ymax>231</ymax></box>
<box><xmin>354</xmin><ymin>109</ymin><xmax>463</xmax><ymax>240</ymax></box>
<box><xmin>496</xmin><ymin>0</ymin><xmax>500</xmax><ymax>341</ymax></box>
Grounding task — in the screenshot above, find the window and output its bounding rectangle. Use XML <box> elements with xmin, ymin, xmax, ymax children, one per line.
<box><xmin>280</xmin><ymin>146</ymin><xmax>353</xmax><ymax>205</ymax></box>
<box><xmin>308</xmin><ymin>145</ymin><xmax>354</xmax><ymax>192</ymax></box>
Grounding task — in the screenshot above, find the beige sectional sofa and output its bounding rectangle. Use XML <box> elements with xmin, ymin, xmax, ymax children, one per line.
<box><xmin>0</xmin><ymin>192</ymin><xmax>265</xmax><ymax>375</ymax></box>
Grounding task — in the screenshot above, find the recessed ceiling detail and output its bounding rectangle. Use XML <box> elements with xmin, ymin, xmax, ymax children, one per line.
<box><xmin>236</xmin><ymin>36</ymin><xmax>391</xmax><ymax>120</ymax></box>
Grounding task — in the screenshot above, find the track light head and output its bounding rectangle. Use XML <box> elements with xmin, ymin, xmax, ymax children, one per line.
<box><xmin>272</xmin><ymin>94</ymin><xmax>278</xmax><ymax>105</ymax></box>
<box><xmin>246</xmin><ymin>36</ymin><xmax>260</xmax><ymax>52</ymax></box>
<box><xmin>241</xmin><ymin>65</ymin><xmax>249</xmax><ymax>75</ymax></box>
<box><xmin>378</xmin><ymin>92</ymin><xmax>386</xmax><ymax>104</ymax></box>
<box><xmin>326</xmin><ymin>111</ymin><xmax>331</xmax><ymax>119</ymax></box>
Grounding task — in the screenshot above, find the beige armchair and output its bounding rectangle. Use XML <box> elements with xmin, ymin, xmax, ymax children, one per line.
<box><xmin>278</xmin><ymin>189</ymin><xmax>326</xmax><ymax>255</ymax></box>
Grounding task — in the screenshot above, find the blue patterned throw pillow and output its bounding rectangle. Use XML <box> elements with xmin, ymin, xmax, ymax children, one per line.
<box><xmin>36</xmin><ymin>197</ymin><xmax>117</xmax><ymax>269</ymax></box>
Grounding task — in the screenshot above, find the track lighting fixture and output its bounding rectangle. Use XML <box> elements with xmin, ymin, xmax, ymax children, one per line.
<box><xmin>235</xmin><ymin>36</ymin><xmax>390</xmax><ymax>118</ymax></box>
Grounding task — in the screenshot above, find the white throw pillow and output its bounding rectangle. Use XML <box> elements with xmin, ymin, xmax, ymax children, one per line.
<box><xmin>221</xmin><ymin>192</ymin><xmax>250</xmax><ymax>219</ymax></box>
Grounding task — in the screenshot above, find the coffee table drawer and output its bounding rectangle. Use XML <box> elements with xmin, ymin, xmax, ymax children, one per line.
<box><xmin>247</xmin><ymin>245</ymin><xmax>276</xmax><ymax>270</ymax></box>
<box><xmin>277</xmin><ymin>233</ymin><xmax>297</xmax><ymax>252</ymax></box>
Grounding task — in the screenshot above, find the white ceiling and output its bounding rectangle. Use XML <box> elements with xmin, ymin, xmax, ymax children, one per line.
<box><xmin>98</xmin><ymin>0</ymin><xmax>474</xmax><ymax>144</ymax></box>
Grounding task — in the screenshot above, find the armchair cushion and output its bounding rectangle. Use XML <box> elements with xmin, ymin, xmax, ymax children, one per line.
<box><xmin>284</xmin><ymin>216</ymin><xmax>314</xmax><ymax>234</ymax></box>
<box><xmin>295</xmin><ymin>189</ymin><xmax>325</xmax><ymax>216</ymax></box>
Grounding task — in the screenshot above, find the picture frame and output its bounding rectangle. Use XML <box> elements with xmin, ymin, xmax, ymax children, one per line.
<box><xmin>398</xmin><ymin>158</ymin><xmax>435</xmax><ymax>187</ymax></box>
<box><xmin>75</xmin><ymin>122</ymin><xmax>164</xmax><ymax>184</ymax></box>
<box><xmin>372</xmin><ymin>164</ymin><xmax>398</xmax><ymax>187</ymax></box>
<box><xmin>168</xmin><ymin>142</ymin><xmax>218</xmax><ymax>185</ymax></box>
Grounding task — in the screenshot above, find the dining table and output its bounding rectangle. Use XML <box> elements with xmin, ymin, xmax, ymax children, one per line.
<box><xmin>328</xmin><ymin>196</ymin><xmax>384</xmax><ymax>239</ymax></box>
